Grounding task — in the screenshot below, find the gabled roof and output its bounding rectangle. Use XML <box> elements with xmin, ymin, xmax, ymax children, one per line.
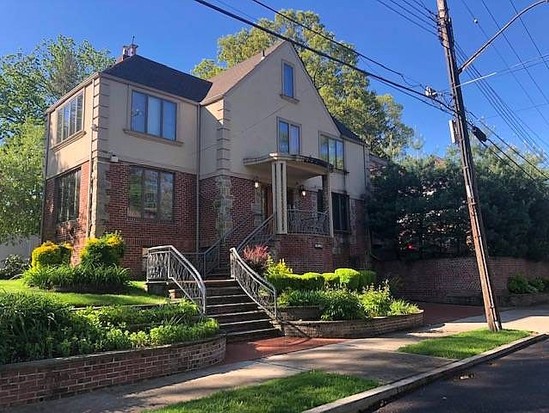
<box><xmin>102</xmin><ymin>55</ymin><xmax>213</xmax><ymax>102</ymax></box>
<box><xmin>331</xmin><ymin>116</ymin><xmax>363</xmax><ymax>144</ymax></box>
<box><xmin>201</xmin><ymin>42</ymin><xmax>283</xmax><ymax>104</ymax></box>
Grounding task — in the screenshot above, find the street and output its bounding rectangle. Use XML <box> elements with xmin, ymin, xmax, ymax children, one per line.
<box><xmin>376</xmin><ymin>338</ymin><xmax>549</xmax><ymax>413</ymax></box>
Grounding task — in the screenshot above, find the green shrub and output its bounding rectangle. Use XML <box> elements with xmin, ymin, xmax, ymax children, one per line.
<box><xmin>358</xmin><ymin>270</ymin><xmax>376</xmax><ymax>289</ymax></box>
<box><xmin>267</xmin><ymin>273</ymin><xmax>324</xmax><ymax>292</ymax></box>
<box><xmin>31</xmin><ymin>241</ymin><xmax>72</xmax><ymax>268</ymax></box>
<box><xmin>388</xmin><ymin>299</ymin><xmax>420</xmax><ymax>316</ymax></box>
<box><xmin>320</xmin><ymin>290</ymin><xmax>364</xmax><ymax>321</ymax></box>
<box><xmin>80</xmin><ymin>232</ymin><xmax>125</xmax><ymax>267</ymax></box>
<box><xmin>542</xmin><ymin>278</ymin><xmax>549</xmax><ymax>292</ymax></box>
<box><xmin>23</xmin><ymin>265</ymin><xmax>75</xmax><ymax>289</ymax></box>
<box><xmin>335</xmin><ymin>268</ymin><xmax>361</xmax><ymax>291</ymax></box>
<box><xmin>242</xmin><ymin>245</ymin><xmax>270</xmax><ymax>274</ymax></box>
<box><xmin>529</xmin><ymin>278</ymin><xmax>545</xmax><ymax>293</ymax></box>
<box><xmin>507</xmin><ymin>274</ymin><xmax>534</xmax><ymax>294</ymax></box>
<box><xmin>0</xmin><ymin>254</ymin><xmax>30</xmax><ymax>279</ymax></box>
<box><xmin>277</xmin><ymin>290</ymin><xmax>326</xmax><ymax>307</ymax></box>
<box><xmin>149</xmin><ymin>319</ymin><xmax>219</xmax><ymax>345</ymax></box>
<box><xmin>322</xmin><ymin>273</ymin><xmax>340</xmax><ymax>288</ymax></box>
<box><xmin>266</xmin><ymin>258</ymin><xmax>293</xmax><ymax>277</ymax></box>
<box><xmin>360</xmin><ymin>282</ymin><xmax>392</xmax><ymax>317</ymax></box>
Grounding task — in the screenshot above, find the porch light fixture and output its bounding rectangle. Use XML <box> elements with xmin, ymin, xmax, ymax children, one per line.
<box><xmin>299</xmin><ymin>185</ymin><xmax>306</xmax><ymax>197</ymax></box>
<box><xmin>254</xmin><ymin>178</ymin><xmax>260</xmax><ymax>189</ymax></box>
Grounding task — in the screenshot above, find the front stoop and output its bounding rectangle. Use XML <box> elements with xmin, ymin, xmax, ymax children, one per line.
<box><xmin>205</xmin><ymin>278</ymin><xmax>280</xmax><ymax>342</ymax></box>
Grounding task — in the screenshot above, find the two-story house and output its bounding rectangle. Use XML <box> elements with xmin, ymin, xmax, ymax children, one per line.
<box><xmin>42</xmin><ymin>41</ymin><xmax>373</xmax><ymax>276</ymax></box>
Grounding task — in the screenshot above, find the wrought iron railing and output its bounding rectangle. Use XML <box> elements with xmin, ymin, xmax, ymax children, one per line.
<box><xmin>146</xmin><ymin>245</ymin><xmax>206</xmax><ymax>313</ymax></box>
<box><xmin>237</xmin><ymin>214</ymin><xmax>275</xmax><ymax>252</ymax></box>
<box><xmin>230</xmin><ymin>247</ymin><xmax>277</xmax><ymax>319</ymax></box>
<box><xmin>288</xmin><ymin>209</ymin><xmax>330</xmax><ymax>235</ymax></box>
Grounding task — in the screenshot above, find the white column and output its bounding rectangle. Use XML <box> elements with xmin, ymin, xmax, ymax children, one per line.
<box><xmin>272</xmin><ymin>161</ymin><xmax>287</xmax><ymax>234</ymax></box>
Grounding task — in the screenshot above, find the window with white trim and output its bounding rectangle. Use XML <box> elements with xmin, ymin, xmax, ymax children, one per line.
<box><xmin>278</xmin><ymin>120</ymin><xmax>300</xmax><ymax>154</ymax></box>
<box><xmin>282</xmin><ymin>62</ymin><xmax>295</xmax><ymax>98</ymax></box>
<box><xmin>128</xmin><ymin>166</ymin><xmax>174</xmax><ymax>221</ymax></box>
<box><xmin>131</xmin><ymin>91</ymin><xmax>177</xmax><ymax>140</ymax></box>
<box><xmin>56</xmin><ymin>93</ymin><xmax>83</xmax><ymax>143</ymax></box>
<box><xmin>56</xmin><ymin>169</ymin><xmax>80</xmax><ymax>222</ymax></box>
<box><xmin>320</xmin><ymin>135</ymin><xmax>344</xmax><ymax>169</ymax></box>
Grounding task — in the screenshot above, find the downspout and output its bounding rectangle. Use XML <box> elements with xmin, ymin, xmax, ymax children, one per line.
<box><xmin>39</xmin><ymin>115</ymin><xmax>51</xmax><ymax>243</ymax></box>
<box><xmin>195</xmin><ymin>105</ymin><xmax>201</xmax><ymax>253</ymax></box>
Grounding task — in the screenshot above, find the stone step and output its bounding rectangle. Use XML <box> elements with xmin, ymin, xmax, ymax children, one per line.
<box><xmin>211</xmin><ymin>310</ymin><xmax>269</xmax><ymax>324</ymax></box>
<box><xmin>204</xmin><ymin>279</ymin><xmax>238</xmax><ymax>288</ymax></box>
<box><xmin>207</xmin><ymin>294</ymin><xmax>253</xmax><ymax>305</ymax></box>
<box><xmin>226</xmin><ymin>327</ymin><xmax>280</xmax><ymax>343</ymax></box>
<box><xmin>206</xmin><ymin>286</ymin><xmax>243</xmax><ymax>297</ymax></box>
<box><xmin>219</xmin><ymin>319</ymin><xmax>274</xmax><ymax>334</ymax></box>
<box><xmin>207</xmin><ymin>302</ymin><xmax>259</xmax><ymax>316</ymax></box>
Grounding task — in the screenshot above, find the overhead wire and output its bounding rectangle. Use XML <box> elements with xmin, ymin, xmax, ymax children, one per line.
<box><xmin>373</xmin><ymin>0</ymin><xmax>439</xmax><ymax>37</ymax></box>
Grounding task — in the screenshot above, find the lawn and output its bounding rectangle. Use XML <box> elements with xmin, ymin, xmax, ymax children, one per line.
<box><xmin>0</xmin><ymin>279</ymin><xmax>167</xmax><ymax>306</ymax></box>
<box><xmin>149</xmin><ymin>371</ymin><xmax>378</xmax><ymax>413</ymax></box>
<box><xmin>399</xmin><ymin>328</ymin><xmax>531</xmax><ymax>359</ymax></box>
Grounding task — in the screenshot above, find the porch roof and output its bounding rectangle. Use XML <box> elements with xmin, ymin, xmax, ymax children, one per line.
<box><xmin>243</xmin><ymin>153</ymin><xmax>332</xmax><ymax>180</ymax></box>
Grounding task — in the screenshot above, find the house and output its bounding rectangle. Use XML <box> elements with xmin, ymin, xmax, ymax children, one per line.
<box><xmin>41</xmin><ymin>41</ymin><xmax>374</xmax><ymax>276</ymax></box>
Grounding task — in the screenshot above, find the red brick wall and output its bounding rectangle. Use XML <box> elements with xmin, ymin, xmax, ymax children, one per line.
<box><xmin>375</xmin><ymin>256</ymin><xmax>549</xmax><ymax>304</ymax></box>
<box><xmin>333</xmin><ymin>197</ymin><xmax>368</xmax><ymax>269</ymax></box>
<box><xmin>105</xmin><ymin>163</ymin><xmax>197</xmax><ymax>276</ymax></box>
<box><xmin>42</xmin><ymin>162</ymin><xmax>90</xmax><ymax>263</ymax></box>
<box><xmin>199</xmin><ymin>176</ymin><xmax>218</xmax><ymax>248</ymax></box>
<box><xmin>0</xmin><ymin>336</ymin><xmax>225</xmax><ymax>409</ymax></box>
<box><xmin>275</xmin><ymin>234</ymin><xmax>334</xmax><ymax>273</ymax></box>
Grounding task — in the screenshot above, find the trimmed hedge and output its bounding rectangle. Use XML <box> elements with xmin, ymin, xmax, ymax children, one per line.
<box><xmin>31</xmin><ymin>241</ymin><xmax>72</xmax><ymax>268</ymax></box>
<box><xmin>335</xmin><ymin>268</ymin><xmax>361</xmax><ymax>291</ymax></box>
<box><xmin>267</xmin><ymin>272</ymin><xmax>325</xmax><ymax>293</ymax></box>
<box><xmin>80</xmin><ymin>232</ymin><xmax>125</xmax><ymax>267</ymax></box>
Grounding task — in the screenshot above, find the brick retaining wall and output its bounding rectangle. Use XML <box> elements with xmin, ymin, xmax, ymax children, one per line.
<box><xmin>0</xmin><ymin>335</ymin><xmax>226</xmax><ymax>409</ymax></box>
<box><xmin>375</xmin><ymin>257</ymin><xmax>549</xmax><ymax>304</ymax></box>
<box><xmin>276</xmin><ymin>312</ymin><xmax>423</xmax><ymax>338</ymax></box>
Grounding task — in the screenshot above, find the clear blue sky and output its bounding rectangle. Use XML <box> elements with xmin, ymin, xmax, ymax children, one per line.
<box><xmin>1</xmin><ymin>0</ymin><xmax>548</xmax><ymax>158</ymax></box>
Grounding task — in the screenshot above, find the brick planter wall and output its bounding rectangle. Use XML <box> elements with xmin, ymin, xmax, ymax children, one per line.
<box><xmin>0</xmin><ymin>335</ymin><xmax>226</xmax><ymax>409</ymax></box>
<box><xmin>375</xmin><ymin>257</ymin><xmax>549</xmax><ymax>305</ymax></box>
<box><xmin>276</xmin><ymin>311</ymin><xmax>423</xmax><ymax>338</ymax></box>
<box><xmin>501</xmin><ymin>293</ymin><xmax>549</xmax><ymax>307</ymax></box>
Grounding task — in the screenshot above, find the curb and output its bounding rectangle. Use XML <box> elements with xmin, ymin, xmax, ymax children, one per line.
<box><xmin>303</xmin><ymin>333</ymin><xmax>547</xmax><ymax>413</ymax></box>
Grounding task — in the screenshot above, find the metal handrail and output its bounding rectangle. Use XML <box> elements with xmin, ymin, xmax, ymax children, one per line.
<box><xmin>229</xmin><ymin>247</ymin><xmax>277</xmax><ymax>319</ymax></box>
<box><xmin>237</xmin><ymin>214</ymin><xmax>274</xmax><ymax>252</ymax></box>
<box><xmin>146</xmin><ymin>245</ymin><xmax>206</xmax><ymax>314</ymax></box>
<box><xmin>287</xmin><ymin>209</ymin><xmax>330</xmax><ymax>235</ymax></box>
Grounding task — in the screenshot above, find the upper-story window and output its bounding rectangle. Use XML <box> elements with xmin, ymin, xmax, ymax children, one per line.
<box><xmin>278</xmin><ymin>120</ymin><xmax>300</xmax><ymax>155</ymax></box>
<box><xmin>128</xmin><ymin>166</ymin><xmax>174</xmax><ymax>221</ymax></box>
<box><xmin>320</xmin><ymin>135</ymin><xmax>344</xmax><ymax>170</ymax></box>
<box><xmin>56</xmin><ymin>168</ymin><xmax>80</xmax><ymax>223</ymax></box>
<box><xmin>56</xmin><ymin>93</ymin><xmax>83</xmax><ymax>143</ymax></box>
<box><xmin>131</xmin><ymin>91</ymin><xmax>176</xmax><ymax>140</ymax></box>
<box><xmin>282</xmin><ymin>62</ymin><xmax>295</xmax><ymax>98</ymax></box>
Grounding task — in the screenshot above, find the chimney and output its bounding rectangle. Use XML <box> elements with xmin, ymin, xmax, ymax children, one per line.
<box><xmin>121</xmin><ymin>43</ymin><xmax>138</xmax><ymax>60</ymax></box>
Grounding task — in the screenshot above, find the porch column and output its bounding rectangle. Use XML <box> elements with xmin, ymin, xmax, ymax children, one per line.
<box><xmin>272</xmin><ymin>160</ymin><xmax>288</xmax><ymax>234</ymax></box>
<box><xmin>322</xmin><ymin>172</ymin><xmax>334</xmax><ymax>236</ymax></box>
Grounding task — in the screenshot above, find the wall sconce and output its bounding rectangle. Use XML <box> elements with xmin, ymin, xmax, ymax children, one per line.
<box><xmin>299</xmin><ymin>185</ymin><xmax>306</xmax><ymax>197</ymax></box>
<box><xmin>110</xmin><ymin>154</ymin><xmax>119</xmax><ymax>163</ymax></box>
<box><xmin>254</xmin><ymin>177</ymin><xmax>260</xmax><ymax>189</ymax></box>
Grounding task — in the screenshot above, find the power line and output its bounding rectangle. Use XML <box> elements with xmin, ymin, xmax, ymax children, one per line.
<box><xmin>374</xmin><ymin>0</ymin><xmax>438</xmax><ymax>37</ymax></box>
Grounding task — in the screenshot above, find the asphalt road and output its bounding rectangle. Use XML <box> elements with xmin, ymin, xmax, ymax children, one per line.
<box><xmin>376</xmin><ymin>338</ymin><xmax>549</xmax><ymax>413</ymax></box>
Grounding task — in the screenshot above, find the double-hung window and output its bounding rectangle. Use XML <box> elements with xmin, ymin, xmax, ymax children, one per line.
<box><xmin>56</xmin><ymin>169</ymin><xmax>81</xmax><ymax>223</ymax></box>
<box><xmin>278</xmin><ymin>120</ymin><xmax>300</xmax><ymax>154</ymax></box>
<box><xmin>56</xmin><ymin>93</ymin><xmax>83</xmax><ymax>143</ymax></box>
<box><xmin>128</xmin><ymin>167</ymin><xmax>174</xmax><ymax>221</ymax></box>
<box><xmin>131</xmin><ymin>91</ymin><xmax>177</xmax><ymax>140</ymax></box>
<box><xmin>332</xmin><ymin>192</ymin><xmax>349</xmax><ymax>232</ymax></box>
<box><xmin>320</xmin><ymin>135</ymin><xmax>344</xmax><ymax>169</ymax></box>
<box><xmin>282</xmin><ymin>62</ymin><xmax>295</xmax><ymax>98</ymax></box>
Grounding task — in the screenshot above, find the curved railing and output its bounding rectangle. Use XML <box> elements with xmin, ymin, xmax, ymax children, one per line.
<box><xmin>146</xmin><ymin>245</ymin><xmax>206</xmax><ymax>314</ymax></box>
<box><xmin>230</xmin><ymin>247</ymin><xmax>277</xmax><ymax>319</ymax></box>
<box><xmin>288</xmin><ymin>209</ymin><xmax>329</xmax><ymax>235</ymax></box>
<box><xmin>237</xmin><ymin>214</ymin><xmax>274</xmax><ymax>252</ymax></box>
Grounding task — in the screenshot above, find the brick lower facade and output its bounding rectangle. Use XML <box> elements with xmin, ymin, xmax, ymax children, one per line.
<box><xmin>375</xmin><ymin>256</ymin><xmax>549</xmax><ymax>304</ymax></box>
<box><xmin>0</xmin><ymin>335</ymin><xmax>226</xmax><ymax>409</ymax></box>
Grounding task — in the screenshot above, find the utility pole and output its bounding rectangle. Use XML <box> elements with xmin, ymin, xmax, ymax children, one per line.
<box><xmin>436</xmin><ymin>0</ymin><xmax>502</xmax><ymax>331</ymax></box>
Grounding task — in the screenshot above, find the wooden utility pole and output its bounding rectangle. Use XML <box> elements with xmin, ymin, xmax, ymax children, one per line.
<box><xmin>437</xmin><ymin>0</ymin><xmax>502</xmax><ymax>331</ymax></box>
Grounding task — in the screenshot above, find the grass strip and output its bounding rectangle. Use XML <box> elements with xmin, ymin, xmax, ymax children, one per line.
<box><xmin>0</xmin><ymin>279</ymin><xmax>166</xmax><ymax>306</ymax></box>
<box><xmin>399</xmin><ymin>328</ymin><xmax>531</xmax><ymax>359</ymax></box>
<box><xmin>150</xmin><ymin>370</ymin><xmax>378</xmax><ymax>413</ymax></box>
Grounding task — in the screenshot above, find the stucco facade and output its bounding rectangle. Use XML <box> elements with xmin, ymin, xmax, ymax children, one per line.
<box><xmin>42</xmin><ymin>42</ymin><xmax>373</xmax><ymax>275</ymax></box>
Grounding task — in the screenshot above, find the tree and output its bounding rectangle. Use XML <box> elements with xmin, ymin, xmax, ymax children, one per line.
<box><xmin>0</xmin><ymin>121</ymin><xmax>44</xmax><ymax>241</ymax></box>
<box><xmin>192</xmin><ymin>10</ymin><xmax>411</xmax><ymax>157</ymax></box>
<box><xmin>0</xmin><ymin>36</ymin><xmax>113</xmax><ymax>139</ymax></box>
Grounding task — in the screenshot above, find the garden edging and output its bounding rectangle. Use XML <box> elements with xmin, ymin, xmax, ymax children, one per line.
<box><xmin>275</xmin><ymin>311</ymin><xmax>424</xmax><ymax>338</ymax></box>
<box><xmin>0</xmin><ymin>334</ymin><xmax>226</xmax><ymax>409</ymax></box>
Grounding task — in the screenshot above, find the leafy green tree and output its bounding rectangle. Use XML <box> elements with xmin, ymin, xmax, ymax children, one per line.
<box><xmin>0</xmin><ymin>35</ymin><xmax>113</xmax><ymax>139</ymax></box>
<box><xmin>0</xmin><ymin>121</ymin><xmax>44</xmax><ymax>241</ymax></box>
<box><xmin>192</xmin><ymin>9</ymin><xmax>412</xmax><ymax>157</ymax></box>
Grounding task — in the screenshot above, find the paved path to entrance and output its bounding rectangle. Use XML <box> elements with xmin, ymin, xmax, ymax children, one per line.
<box><xmin>6</xmin><ymin>303</ymin><xmax>547</xmax><ymax>413</ymax></box>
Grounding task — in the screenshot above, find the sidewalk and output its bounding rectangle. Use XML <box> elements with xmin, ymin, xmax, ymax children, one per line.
<box><xmin>5</xmin><ymin>304</ymin><xmax>548</xmax><ymax>413</ymax></box>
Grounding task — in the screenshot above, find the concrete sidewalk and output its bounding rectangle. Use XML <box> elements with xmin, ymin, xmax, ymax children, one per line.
<box><xmin>6</xmin><ymin>304</ymin><xmax>549</xmax><ymax>413</ymax></box>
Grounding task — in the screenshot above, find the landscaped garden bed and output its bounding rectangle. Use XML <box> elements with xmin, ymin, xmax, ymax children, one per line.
<box><xmin>501</xmin><ymin>274</ymin><xmax>549</xmax><ymax>306</ymax></box>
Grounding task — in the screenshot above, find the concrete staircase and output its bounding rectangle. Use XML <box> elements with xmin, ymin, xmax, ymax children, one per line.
<box><xmin>205</xmin><ymin>273</ymin><xmax>279</xmax><ymax>342</ymax></box>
